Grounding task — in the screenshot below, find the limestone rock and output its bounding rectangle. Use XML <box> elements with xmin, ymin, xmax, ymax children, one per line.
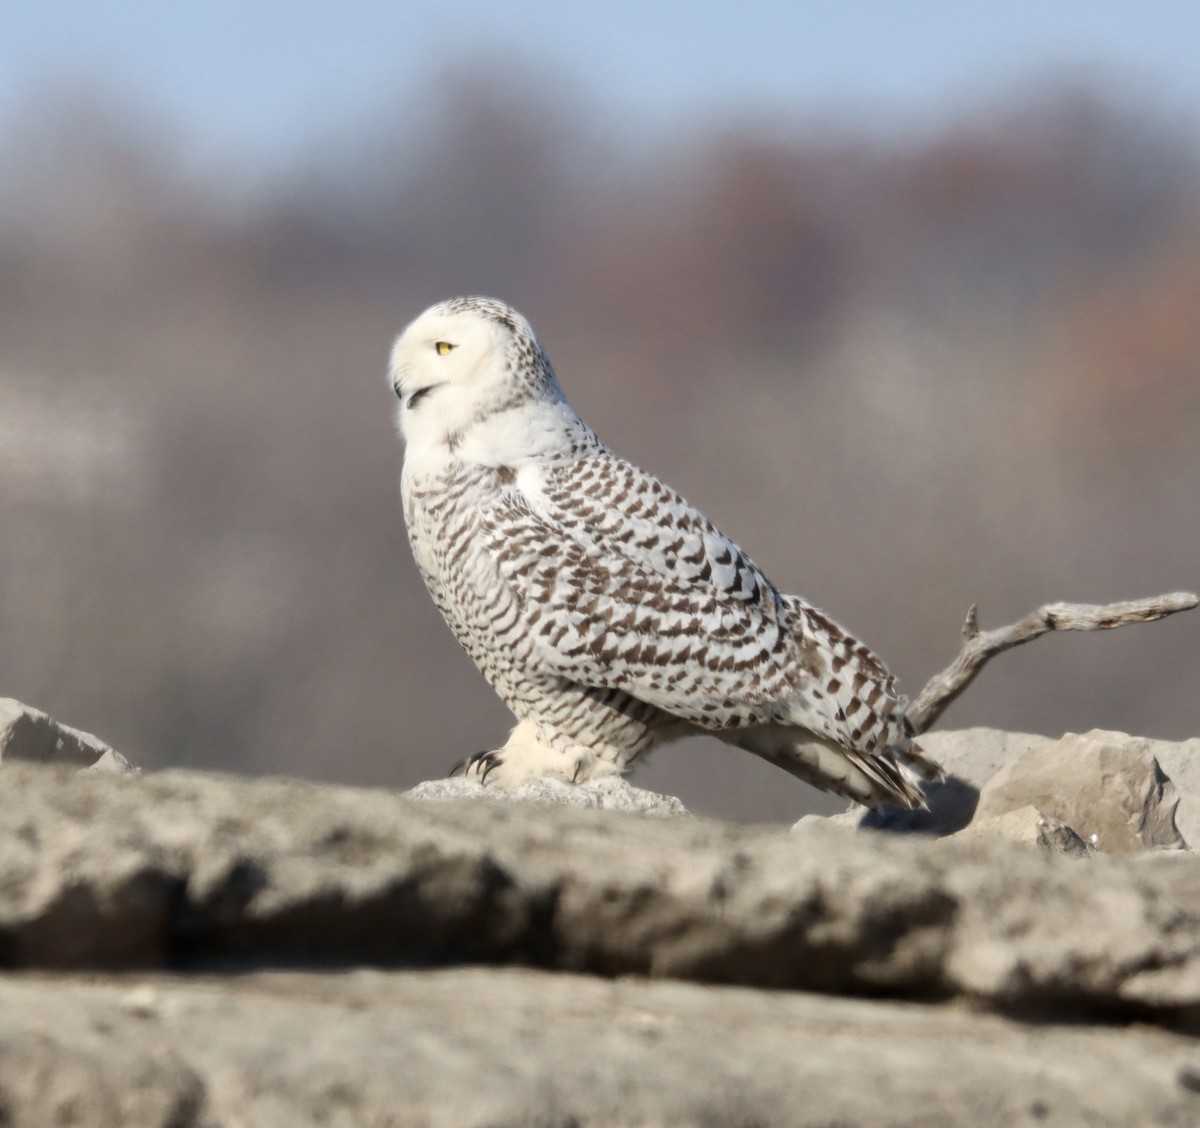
<box><xmin>0</xmin><ymin>698</ymin><xmax>137</xmax><ymax>774</ymax></box>
<box><xmin>405</xmin><ymin>773</ymin><xmax>688</xmax><ymax>816</ymax></box>
<box><xmin>974</xmin><ymin>730</ymin><xmax>1185</xmax><ymax>854</ymax></box>
<box><xmin>3</xmin><ymin>759</ymin><xmax>1200</xmax><ymax>1126</ymax></box>
<box><xmin>3</xmin><ymin>763</ymin><xmax>1200</xmax><ymax>1015</ymax></box>
<box><xmin>5</xmin><ymin>711</ymin><xmax>1200</xmax><ymax>1126</ymax></box>
<box><xmin>1137</xmin><ymin>735</ymin><xmax>1200</xmax><ymax>849</ymax></box>
<box><xmin>805</xmin><ymin>729</ymin><xmax>1199</xmax><ymax>855</ymax></box>
<box><xmin>792</xmin><ymin>808</ymin><xmax>862</xmax><ymax>832</ymax></box>
<box><xmin>1</xmin><ymin>967</ymin><xmax>1199</xmax><ymax>1128</ymax></box>
<box><xmin>921</xmin><ymin>728</ymin><xmax>1052</xmax><ymax>790</ymax></box>
<box><xmin>959</xmin><ymin>804</ymin><xmax>1095</xmax><ymax>856</ymax></box>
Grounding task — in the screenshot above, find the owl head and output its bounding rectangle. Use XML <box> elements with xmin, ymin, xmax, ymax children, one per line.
<box><xmin>390</xmin><ymin>296</ymin><xmax>563</xmax><ymax>450</ymax></box>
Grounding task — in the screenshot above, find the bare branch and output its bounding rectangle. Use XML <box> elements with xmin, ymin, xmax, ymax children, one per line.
<box><xmin>906</xmin><ymin>591</ymin><xmax>1199</xmax><ymax>735</ymax></box>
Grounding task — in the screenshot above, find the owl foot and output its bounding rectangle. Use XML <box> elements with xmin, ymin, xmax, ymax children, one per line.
<box><xmin>455</xmin><ymin>720</ymin><xmax>621</xmax><ymax>788</ymax></box>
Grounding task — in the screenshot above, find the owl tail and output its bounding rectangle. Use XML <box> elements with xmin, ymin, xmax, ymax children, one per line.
<box><xmin>720</xmin><ymin>724</ymin><xmax>940</xmax><ymax>810</ymax></box>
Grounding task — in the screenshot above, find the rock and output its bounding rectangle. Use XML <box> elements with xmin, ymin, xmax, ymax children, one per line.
<box><xmin>958</xmin><ymin>805</ymin><xmax>1095</xmax><ymax>856</ymax></box>
<box><xmin>1134</xmin><ymin>735</ymin><xmax>1200</xmax><ymax>849</ymax></box>
<box><xmin>0</xmin><ymin>986</ymin><xmax>204</xmax><ymax>1128</ymax></box>
<box><xmin>3</xmin><ymin>763</ymin><xmax>1200</xmax><ymax>1017</ymax></box>
<box><xmin>88</xmin><ymin>747</ymin><xmax>139</xmax><ymax>774</ymax></box>
<box><xmin>974</xmin><ymin>730</ymin><xmax>1185</xmax><ymax>854</ymax></box>
<box><xmin>4</xmin><ymin>756</ymin><xmax>1200</xmax><ymax>1127</ymax></box>
<box><xmin>1</xmin><ymin>966</ymin><xmax>1199</xmax><ymax>1128</ymax></box>
<box><xmin>405</xmin><ymin>773</ymin><xmax>689</xmax><ymax>815</ymax></box>
<box><xmin>792</xmin><ymin>808</ymin><xmax>862</xmax><ymax>832</ymax></box>
<box><xmin>0</xmin><ymin>698</ymin><xmax>138</xmax><ymax>773</ymax></box>
<box><xmin>921</xmin><ymin>728</ymin><xmax>1052</xmax><ymax>791</ymax></box>
<box><xmin>805</xmin><ymin>729</ymin><xmax>1199</xmax><ymax>855</ymax></box>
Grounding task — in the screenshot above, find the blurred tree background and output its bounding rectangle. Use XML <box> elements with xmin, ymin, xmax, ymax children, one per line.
<box><xmin>1</xmin><ymin>31</ymin><xmax>1198</xmax><ymax>820</ymax></box>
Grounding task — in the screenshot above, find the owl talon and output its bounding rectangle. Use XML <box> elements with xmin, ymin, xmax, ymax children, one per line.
<box><xmin>453</xmin><ymin>749</ymin><xmax>506</xmax><ymax>783</ymax></box>
<box><xmin>450</xmin><ymin>751</ymin><xmax>490</xmax><ymax>778</ymax></box>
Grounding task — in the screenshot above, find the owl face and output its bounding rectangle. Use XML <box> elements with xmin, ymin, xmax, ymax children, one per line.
<box><xmin>389</xmin><ymin>302</ymin><xmax>514</xmax><ymax>446</ymax></box>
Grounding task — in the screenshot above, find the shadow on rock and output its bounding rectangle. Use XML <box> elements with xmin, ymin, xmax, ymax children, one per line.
<box><xmin>859</xmin><ymin>774</ymin><xmax>980</xmax><ymax>836</ymax></box>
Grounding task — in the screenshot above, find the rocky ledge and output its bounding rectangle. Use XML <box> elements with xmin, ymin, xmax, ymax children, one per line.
<box><xmin>2</xmin><ymin>698</ymin><xmax>1200</xmax><ymax>1126</ymax></box>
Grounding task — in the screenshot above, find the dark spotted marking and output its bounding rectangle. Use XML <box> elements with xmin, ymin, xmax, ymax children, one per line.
<box><xmin>796</xmin><ymin>636</ymin><xmax>825</xmax><ymax>678</ymax></box>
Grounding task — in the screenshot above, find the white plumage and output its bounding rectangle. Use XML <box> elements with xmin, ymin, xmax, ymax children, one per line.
<box><xmin>390</xmin><ymin>296</ymin><xmax>939</xmax><ymax>808</ymax></box>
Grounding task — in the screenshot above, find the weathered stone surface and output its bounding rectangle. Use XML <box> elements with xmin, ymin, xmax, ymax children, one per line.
<box><xmin>0</xmin><ymin>698</ymin><xmax>137</xmax><ymax>773</ymax></box>
<box><xmin>1126</xmin><ymin>734</ymin><xmax>1200</xmax><ymax>849</ymax></box>
<box><xmin>958</xmin><ymin>805</ymin><xmax>1095</xmax><ymax>856</ymax></box>
<box><xmin>4</xmin><ymin>737</ymin><xmax>1200</xmax><ymax>1128</ymax></box>
<box><xmin>807</xmin><ymin>729</ymin><xmax>1199</xmax><ymax>853</ymax></box>
<box><xmin>3</xmin><ymin>763</ymin><xmax>1200</xmax><ymax>1016</ymax></box>
<box><xmin>922</xmin><ymin>728</ymin><xmax>1052</xmax><ymax>790</ymax></box>
<box><xmin>0</xmin><ymin>990</ymin><xmax>204</xmax><ymax>1128</ymax></box>
<box><xmin>89</xmin><ymin>746</ymin><xmax>139</xmax><ymax>774</ymax></box>
<box><xmin>406</xmin><ymin>773</ymin><xmax>689</xmax><ymax>815</ymax></box>
<box><xmin>975</xmin><ymin>730</ymin><xmax>1185</xmax><ymax>854</ymax></box>
<box><xmin>1</xmin><ymin>966</ymin><xmax>1198</xmax><ymax>1128</ymax></box>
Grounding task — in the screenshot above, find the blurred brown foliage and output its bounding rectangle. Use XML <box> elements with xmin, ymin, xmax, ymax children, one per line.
<box><xmin>1</xmin><ymin>74</ymin><xmax>1197</xmax><ymax>821</ymax></box>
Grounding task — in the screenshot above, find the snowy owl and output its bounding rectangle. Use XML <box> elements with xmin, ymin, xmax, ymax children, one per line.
<box><xmin>390</xmin><ymin>296</ymin><xmax>939</xmax><ymax>808</ymax></box>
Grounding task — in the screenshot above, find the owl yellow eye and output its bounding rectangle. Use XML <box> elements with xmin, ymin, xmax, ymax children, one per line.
<box><xmin>435</xmin><ymin>341</ymin><xmax>454</xmax><ymax>356</ymax></box>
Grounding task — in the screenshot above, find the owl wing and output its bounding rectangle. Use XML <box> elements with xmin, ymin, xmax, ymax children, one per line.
<box><xmin>480</xmin><ymin>454</ymin><xmax>888</xmax><ymax>741</ymax></box>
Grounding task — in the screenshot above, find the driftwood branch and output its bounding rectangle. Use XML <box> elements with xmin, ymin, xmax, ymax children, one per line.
<box><xmin>906</xmin><ymin>591</ymin><xmax>1199</xmax><ymax>735</ymax></box>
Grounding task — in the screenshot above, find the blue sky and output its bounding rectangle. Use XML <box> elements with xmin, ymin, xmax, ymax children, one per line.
<box><xmin>2</xmin><ymin>1</ymin><xmax>1198</xmax><ymax>168</ymax></box>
